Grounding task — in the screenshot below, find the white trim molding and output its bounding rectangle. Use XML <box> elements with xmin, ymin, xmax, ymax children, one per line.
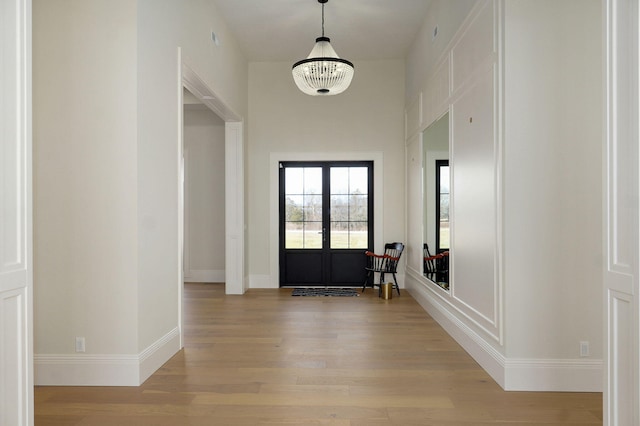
<box><xmin>407</xmin><ymin>275</ymin><xmax>506</xmax><ymax>387</ymax></box>
<box><xmin>504</xmin><ymin>358</ymin><xmax>602</xmax><ymax>392</ymax></box>
<box><xmin>138</xmin><ymin>327</ymin><xmax>181</xmax><ymax>384</ymax></box>
<box><xmin>225</xmin><ymin>121</ymin><xmax>245</xmax><ymax>295</ymax></box>
<box><xmin>407</xmin><ymin>275</ymin><xmax>603</xmax><ymax>392</ymax></box>
<box><xmin>268</xmin><ymin>152</ymin><xmax>384</xmax><ymax>289</ymax></box>
<box><xmin>35</xmin><ymin>328</ymin><xmax>180</xmax><ymax>386</ymax></box>
<box><xmin>184</xmin><ymin>269</ymin><xmax>225</xmax><ymax>283</ymax></box>
<box><xmin>180</xmin><ymin>61</ymin><xmax>245</xmax><ymax>296</ymax></box>
<box><xmin>603</xmin><ymin>0</ymin><xmax>639</xmax><ymax>423</ymax></box>
<box><xmin>1</xmin><ymin>0</ymin><xmax>33</xmax><ymax>422</ymax></box>
<box><xmin>249</xmin><ymin>274</ymin><xmax>274</xmax><ymax>289</ymax></box>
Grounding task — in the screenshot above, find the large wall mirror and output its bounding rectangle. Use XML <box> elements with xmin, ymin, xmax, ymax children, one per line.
<box><xmin>423</xmin><ymin>112</ymin><xmax>450</xmax><ymax>290</ymax></box>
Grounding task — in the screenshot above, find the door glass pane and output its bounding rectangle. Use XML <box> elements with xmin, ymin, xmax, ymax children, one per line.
<box><xmin>438</xmin><ymin>164</ymin><xmax>450</xmax><ymax>250</ymax></box>
<box><xmin>285</xmin><ymin>222</ymin><xmax>303</xmax><ymax>248</ymax></box>
<box><xmin>349</xmin><ymin>167</ymin><xmax>368</xmax><ymax>194</ymax></box>
<box><xmin>304</xmin><ymin>194</ymin><xmax>322</xmax><ymax>221</ymax></box>
<box><xmin>285</xmin><ymin>168</ymin><xmax>303</xmax><ymax>194</ymax></box>
<box><xmin>349</xmin><ymin>222</ymin><xmax>368</xmax><ymax>248</ymax></box>
<box><xmin>439</xmin><ymin>198</ymin><xmax>450</xmax><ymax>249</ymax></box>
<box><xmin>330</xmin><ymin>195</ymin><xmax>349</xmax><ymax>221</ymax></box>
<box><xmin>330</xmin><ymin>222</ymin><xmax>349</xmax><ymax>248</ymax></box>
<box><xmin>285</xmin><ymin>195</ymin><xmax>303</xmax><ymax>221</ymax></box>
<box><xmin>303</xmin><ymin>168</ymin><xmax>322</xmax><ymax>195</ymax></box>
<box><xmin>285</xmin><ymin>167</ymin><xmax>323</xmax><ymax>249</ymax></box>
<box><xmin>330</xmin><ymin>166</ymin><xmax>369</xmax><ymax>249</ymax></box>
<box><xmin>330</xmin><ymin>168</ymin><xmax>348</xmax><ymax>194</ymax></box>
<box><xmin>304</xmin><ymin>222</ymin><xmax>322</xmax><ymax>248</ymax></box>
<box><xmin>440</xmin><ymin>166</ymin><xmax>450</xmax><ymax>193</ymax></box>
<box><xmin>330</xmin><ymin>222</ymin><xmax>368</xmax><ymax>249</ymax></box>
<box><xmin>349</xmin><ymin>194</ymin><xmax>368</xmax><ymax>221</ymax></box>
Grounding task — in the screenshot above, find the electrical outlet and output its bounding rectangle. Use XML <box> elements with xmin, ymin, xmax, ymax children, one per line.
<box><xmin>75</xmin><ymin>337</ymin><xmax>86</xmax><ymax>353</ymax></box>
<box><xmin>580</xmin><ymin>341</ymin><xmax>589</xmax><ymax>357</ymax></box>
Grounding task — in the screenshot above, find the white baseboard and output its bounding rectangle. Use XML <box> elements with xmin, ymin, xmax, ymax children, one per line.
<box><xmin>184</xmin><ymin>269</ymin><xmax>224</xmax><ymax>283</ymax></box>
<box><xmin>35</xmin><ymin>327</ymin><xmax>181</xmax><ymax>386</ymax></box>
<box><xmin>407</xmin><ymin>277</ymin><xmax>506</xmax><ymax>388</ymax></box>
<box><xmin>139</xmin><ymin>327</ymin><xmax>181</xmax><ymax>384</ymax></box>
<box><xmin>407</xmin><ymin>276</ymin><xmax>603</xmax><ymax>392</ymax></box>
<box><xmin>34</xmin><ymin>354</ymin><xmax>140</xmax><ymax>386</ymax></box>
<box><xmin>249</xmin><ymin>274</ymin><xmax>275</xmax><ymax>289</ymax></box>
<box><xmin>249</xmin><ymin>274</ymin><xmax>403</xmax><ymax>289</ymax></box>
<box><xmin>504</xmin><ymin>358</ymin><xmax>602</xmax><ymax>392</ymax></box>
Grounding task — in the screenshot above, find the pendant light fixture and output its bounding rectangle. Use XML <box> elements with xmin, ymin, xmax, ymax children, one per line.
<box><xmin>292</xmin><ymin>0</ymin><xmax>354</xmax><ymax>96</ymax></box>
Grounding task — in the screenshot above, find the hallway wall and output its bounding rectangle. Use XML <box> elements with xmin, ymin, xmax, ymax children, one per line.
<box><xmin>404</xmin><ymin>0</ymin><xmax>603</xmax><ymax>391</ymax></box>
<box><xmin>247</xmin><ymin>60</ymin><xmax>406</xmax><ymax>288</ymax></box>
<box><xmin>503</xmin><ymin>0</ymin><xmax>602</xmax><ymax>384</ymax></box>
<box><xmin>33</xmin><ymin>0</ymin><xmax>248</xmax><ymax>385</ymax></box>
<box><xmin>33</xmin><ymin>0</ymin><xmax>139</xmax><ymax>358</ymax></box>
<box><xmin>183</xmin><ymin>107</ymin><xmax>226</xmax><ymax>282</ymax></box>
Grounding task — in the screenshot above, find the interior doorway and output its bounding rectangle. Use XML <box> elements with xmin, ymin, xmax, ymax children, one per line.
<box><xmin>182</xmin><ymin>89</ymin><xmax>226</xmax><ymax>284</ymax></box>
<box><xmin>179</xmin><ymin>59</ymin><xmax>244</xmax><ymax>348</ymax></box>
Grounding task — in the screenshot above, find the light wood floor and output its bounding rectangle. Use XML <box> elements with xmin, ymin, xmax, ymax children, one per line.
<box><xmin>35</xmin><ymin>283</ymin><xmax>602</xmax><ymax>425</ymax></box>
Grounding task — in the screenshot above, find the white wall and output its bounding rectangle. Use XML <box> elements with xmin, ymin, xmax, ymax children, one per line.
<box><xmin>503</xmin><ymin>0</ymin><xmax>602</xmax><ymax>365</ymax></box>
<box><xmin>405</xmin><ymin>0</ymin><xmax>477</xmax><ymax>99</ymax></box>
<box><xmin>247</xmin><ymin>60</ymin><xmax>406</xmax><ymax>287</ymax></box>
<box><xmin>33</xmin><ymin>0</ymin><xmax>139</xmax><ymax>357</ymax></box>
<box><xmin>33</xmin><ymin>0</ymin><xmax>248</xmax><ymax>385</ymax></box>
<box><xmin>136</xmin><ymin>0</ymin><xmax>247</xmax><ymax>354</ymax></box>
<box><xmin>183</xmin><ymin>107</ymin><xmax>226</xmax><ymax>282</ymax></box>
<box><xmin>405</xmin><ymin>0</ymin><xmax>603</xmax><ymax>391</ymax></box>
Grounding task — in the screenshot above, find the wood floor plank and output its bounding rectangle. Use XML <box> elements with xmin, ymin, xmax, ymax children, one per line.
<box><xmin>34</xmin><ymin>282</ymin><xmax>602</xmax><ymax>425</ymax></box>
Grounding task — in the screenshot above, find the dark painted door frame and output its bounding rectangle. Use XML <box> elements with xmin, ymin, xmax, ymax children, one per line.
<box><xmin>279</xmin><ymin>161</ymin><xmax>374</xmax><ymax>287</ymax></box>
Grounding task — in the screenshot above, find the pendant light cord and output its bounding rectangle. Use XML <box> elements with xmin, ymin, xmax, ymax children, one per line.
<box><xmin>321</xmin><ymin>2</ymin><xmax>325</xmax><ymax>37</ymax></box>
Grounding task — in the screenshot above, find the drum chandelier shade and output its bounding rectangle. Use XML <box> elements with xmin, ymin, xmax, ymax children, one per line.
<box><xmin>292</xmin><ymin>0</ymin><xmax>354</xmax><ymax>96</ymax></box>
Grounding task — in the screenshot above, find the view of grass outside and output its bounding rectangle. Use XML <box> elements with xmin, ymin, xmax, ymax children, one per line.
<box><xmin>285</xmin><ymin>229</ymin><xmax>368</xmax><ymax>249</ymax></box>
<box><xmin>439</xmin><ymin>221</ymin><xmax>450</xmax><ymax>249</ymax></box>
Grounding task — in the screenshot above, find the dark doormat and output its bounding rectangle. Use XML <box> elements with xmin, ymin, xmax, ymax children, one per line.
<box><xmin>291</xmin><ymin>288</ymin><xmax>359</xmax><ymax>297</ymax></box>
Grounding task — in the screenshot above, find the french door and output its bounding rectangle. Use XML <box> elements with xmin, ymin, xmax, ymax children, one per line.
<box><xmin>279</xmin><ymin>161</ymin><xmax>373</xmax><ymax>287</ymax></box>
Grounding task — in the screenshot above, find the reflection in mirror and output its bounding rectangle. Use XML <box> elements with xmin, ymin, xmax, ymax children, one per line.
<box><xmin>423</xmin><ymin>112</ymin><xmax>450</xmax><ymax>290</ymax></box>
<box><xmin>435</xmin><ymin>160</ymin><xmax>450</xmax><ymax>252</ymax></box>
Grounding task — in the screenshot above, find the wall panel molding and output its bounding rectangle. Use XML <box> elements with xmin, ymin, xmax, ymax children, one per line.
<box><xmin>1</xmin><ymin>0</ymin><xmax>32</xmax><ymax>422</ymax></box>
<box><xmin>405</xmin><ymin>93</ymin><xmax>423</xmax><ymax>141</ymax></box>
<box><xmin>603</xmin><ymin>0</ymin><xmax>639</xmax><ymax>423</ymax></box>
<box><xmin>404</xmin><ymin>0</ymin><xmax>504</xmax><ymax>368</ymax></box>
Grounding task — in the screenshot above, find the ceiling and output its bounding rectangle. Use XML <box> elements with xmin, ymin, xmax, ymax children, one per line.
<box><xmin>211</xmin><ymin>0</ymin><xmax>432</xmax><ymax>62</ymax></box>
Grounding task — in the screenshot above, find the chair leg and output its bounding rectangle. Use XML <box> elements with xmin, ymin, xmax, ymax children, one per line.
<box><xmin>392</xmin><ymin>273</ymin><xmax>400</xmax><ymax>295</ymax></box>
<box><xmin>378</xmin><ymin>272</ymin><xmax>385</xmax><ymax>297</ymax></box>
<box><xmin>362</xmin><ymin>271</ymin><xmax>372</xmax><ymax>293</ymax></box>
